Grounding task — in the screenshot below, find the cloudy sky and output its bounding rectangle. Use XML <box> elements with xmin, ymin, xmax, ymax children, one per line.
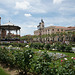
<box><xmin>0</xmin><ymin>0</ymin><xmax>75</xmax><ymax>36</ymax></box>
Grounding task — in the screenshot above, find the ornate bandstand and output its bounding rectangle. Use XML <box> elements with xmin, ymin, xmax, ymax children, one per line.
<box><xmin>0</xmin><ymin>17</ymin><xmax>21</xmax><ymax>41</ymax></box>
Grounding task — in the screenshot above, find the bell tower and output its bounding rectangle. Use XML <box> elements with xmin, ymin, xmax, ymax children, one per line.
<box><xmin>41</xmin><ymin>19</ymin><xmax>44</xmax><ymax>28</ymax></box>
<box><xmin>39</xmin><ymin>19</ymin><xmax>44</xmax><ymax>29</ymax></box>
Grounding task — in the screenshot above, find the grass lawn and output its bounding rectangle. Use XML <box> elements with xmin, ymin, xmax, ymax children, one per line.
<box><xmin>31</xmin><ymin>48</ymin><xmax>75</xmax><ymax>56</ymax></box>
<box><xmin>29</xmin><ymin>48</ymin><xmax>75</xmax><ymax>67</ymax></box>
<box><xmin>28</xmin><ymin>48</ymin><xmax>75</xmax><ymax>60</ymax></box>
<box><xmin>0</xmin><ymin>67</ymin><xmax>9</xmax><ymax>75</ymax></box>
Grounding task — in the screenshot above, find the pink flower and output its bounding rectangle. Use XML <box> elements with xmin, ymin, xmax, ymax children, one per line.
<box><xmin>74</xmin><ymin>58</ymin><xmax>75</xmax><ymax>60</ymax></box>
<box><xmin>61</xmin><ymin>60</ymin><xmax>63</xmax><ymax>62</ymax></box>
<box><xmin>1</xmin><ymin>46</ymin><xmax>4</xmax><ymax>49</ymax></box>
<box><xmin>61</xmin><ymin>54</ymin><xmax>63</xmax><ymax>56</ymax></box>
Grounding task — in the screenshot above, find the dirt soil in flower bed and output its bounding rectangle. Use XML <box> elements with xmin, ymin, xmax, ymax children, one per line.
<box><xmin>0</xmin><ymin>62</ymin><xmax>34</xmax><ymax>75</ymax></box>
<box><xmin>0</xmin><ymin>63</ymin><xmax>18</xmax><ymax>75</ymax></box>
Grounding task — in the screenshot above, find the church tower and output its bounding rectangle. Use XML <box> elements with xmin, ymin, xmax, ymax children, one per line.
<box><xmin>39</xmin><ymin>19</ymin><xmax>44</xmax><ymax>29</ymax></box>
<box><xmin>37</xmin><ymin>19</ymin><xmax>44</xmax><ymax>30</ymax></box>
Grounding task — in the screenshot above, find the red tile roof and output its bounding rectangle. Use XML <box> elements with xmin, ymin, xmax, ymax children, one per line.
<box><xmin>66</xmin><ymin>26</ymin><xmax>75</xmax><ymax>30</ymax></box>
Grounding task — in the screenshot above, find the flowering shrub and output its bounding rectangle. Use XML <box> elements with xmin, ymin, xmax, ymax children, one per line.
<box><xmin>0</xmin><ymin>47</ymin><xmax>34</xmax><ymax>75</ymax></box>
<box><xmin>33</xmin><ymin>51</ymin><xmax>52</xmax><ymax>75</ymax></box>
<box><xmin>44</xmin><ymin>44</ymin><xmax>51</xmax><ymax>50</ymax></box>
<box><xmin>59</xmin><ymin>57</ymin><xmax>75</xmax><ymax>75</ymax></box>
<box><xmin>25</xmin><ymin>45</ymin><xmax>29</xmax><ymax>48</ymax></box>
<box><xmin>33</xmin><ymin>51</ymin><xmax>75</xmax><ymax>75</ymax></box>
<box><xmin>29</xmin><ymin>43</ymin><xmax>45</xmax><ymax>49</ymax></box>
<box><xmin>37</xmin><ymin>50</ymin><xmax>66</xmax><ymax>60</ymax></box>
<box><xmin>0</xmin><ymin>42</ymin><xmax>73</xmax><ymax>53</ymax></box>
<box><xmin>15</xmin><ymin>50</ymin><xmax>34</xmax><ymax>75</ymax></box>
<box><xmin>52</xmin><ymin>43</ymin><xmax>72</xmax><ymax>52</ymax></box>
<box><xmin>0</xmin><ymin>46</ymin><xmax>75</xmax><ymax>75</ymax></box>
<box><xmin>0</xmin><ymin>42</ymin><xmax>27</xmax><ymax>47</ymax></box>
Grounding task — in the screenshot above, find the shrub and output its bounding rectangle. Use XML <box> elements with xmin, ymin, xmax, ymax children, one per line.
<box><xmin>53</xmin><ymin>43</ymin><xmax>72</xmax><ymax>52</ymax></box>
<box><xmin>65</xmin><ymin>45</ymin><xmax>72</xmax><ymax>52</ymax></box>
<box><xmin>34</xmin><ymin>51</ymin><xmax>52</xmax><ymax>75</ymax></box>
<box><xmin>0</xmin><ymin>42</ymin><xmax>27</xmax><ymax>47</ymax></box>
<box><xmin>29</xmin><ymin>43</ymin><xmax>44</xmax><ymax>49</ymax></box>
<box><xmin>0</xmin><ymin>46</ymin><xmax>75</xmax><ymax>75</ymax></box>
<box><xmin>44</xmin><ymin>44</ymin><xmax>51</xmax><ymax>50</ymax></box>
<box><xmin>15</xmin><ymin>49</ymin><xmax>34</xmax><ymax>75</ymax></box>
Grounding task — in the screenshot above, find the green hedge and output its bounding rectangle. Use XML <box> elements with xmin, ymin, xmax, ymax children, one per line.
<box><xmin>0</xmin><ymin>42</ymin><xmax>73</xmax><ymax>52</ymax></box>
<box><xmin>0</xmin><ymin>42</ymin><xmax>27</xmax><ymax>47</ymax></box>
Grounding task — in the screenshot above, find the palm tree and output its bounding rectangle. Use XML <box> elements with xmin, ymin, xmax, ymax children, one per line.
<box><xmin>65</xmin><ymin>31</ymin><xmax>72</xmax><ymax>41</ymax></box>
<box><xmin>59</xmin><ymin>32</ymin><xmax>64</xmax><ymax>42</ymax></box>
<box><xmin>32</xmin><ymin>35</ymin><xmax>38</xmax><ymax>42</ymax></box>
<box><xmin>41</xmin><ymin>34</ymin><xmax>47</xmax><ymax>43</ymax></box>
<box><xmin>56</xmin><ymin>32</ymin><xmax>64</xmax><ymax>42</ymax></box>
<box><xmin>63</xmin><ymin>31</ymin><xmax>75</xmax><ymax>42</ymax></box>
<box><xmin>50</xmin><ymin>33</ymin><xmax>56</xmax><ymax>42</ymax></box>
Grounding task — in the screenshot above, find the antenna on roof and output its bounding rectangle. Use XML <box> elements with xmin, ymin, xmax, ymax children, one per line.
<box><xmin>9</xmin><ymin>21</ymin><xmax>10</xmax><ymax>22</ymax></box>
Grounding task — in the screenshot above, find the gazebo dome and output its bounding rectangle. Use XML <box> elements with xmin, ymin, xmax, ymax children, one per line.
<box><xmin>2</xmin><ymin>21</ymin><xmax>15</xmax><ymax>26</ymax></box>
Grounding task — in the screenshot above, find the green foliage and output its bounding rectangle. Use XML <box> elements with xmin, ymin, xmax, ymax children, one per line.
<box><xmin>29</xmin><ymin>43</ymin><xmax>45</xmax><ymax>49</ymax></box>
<box><xmin>0</xmin><ymin>42</ymin><xmax>27</xmax><ymax>47</ymax></box>
<box><xmin>0</xmin><ymin>42</ymin><xmax>73</xmax><ymax>53</ymax></box>
<box><xmin>33</xmin><ymin>51</ymin><xmax>75</xmax><ymax>75</ymax></box>
<box><xmin>30</xmin><ymin>42</ymin><xmax>72</xmax><ymax>52</ymax></box>
<box><xmin>0</xmin><ymin>46</ymin><xmax>75</xmax><ymax>75</ymax></box>
<box><xmin>65</xmin><ymin>45</ymin><xmax>72</xmax><ymax>52</ymax></box>
<box><xmin>0</xmin><ymin>47</ymin><xmax>34</xmax><ymax>75</ymax></box>
<box><xmin>44</xmin><ymin>44</ymin><xmax>51</xmax><ymax>50</ymax></box>
<box><xmin>52</xmin><ymin>43</ymin><xmax>72</xmax><ymax>52</ymax></box>
<box><xmin>34</xmin><ymin>51</ymin><xmax>52</xmax><ymax>75</ymax></box>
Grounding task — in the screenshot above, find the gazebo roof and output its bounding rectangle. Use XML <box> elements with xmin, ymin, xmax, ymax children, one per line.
<box><xmin>0</xmin><ymin>21</ymin><xmax>21</xmax><ymax>30</ymax></box>
<box><xmin>2</xmin><ymin>21</ymin><xmax>15</xmax><ymax>26</ymax></box>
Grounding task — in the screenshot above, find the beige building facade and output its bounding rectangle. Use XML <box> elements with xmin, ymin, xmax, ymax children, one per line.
<box><xmin>34</xmin><ymin>26</ymin><xmax>67</xmax><ymax>35</ymax></box>
<box><xmin>65</xmin><ymin>27</ymin><xmax>75</xmax><ymax>42</ymax></box>
<box><xmin>34</xmin><ymin>20</ymin><xmax>75</xmax><ymax>42</ymax></box>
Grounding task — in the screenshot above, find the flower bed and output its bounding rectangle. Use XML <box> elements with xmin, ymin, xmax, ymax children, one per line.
<box><xmin>0</xmin><ymin>46</ymin><xmax>75</xmax><ymax>75</ymax></box>
<box><xmin>37</xmin><ymin>50</ymin><xmax>66</xmax><ymax>60</ymax></box>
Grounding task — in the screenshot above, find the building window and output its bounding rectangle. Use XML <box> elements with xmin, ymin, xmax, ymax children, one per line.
<box><xmin>52</xmin><ymin>29</ymin><xmax>54</xmax><ymax>31</ymax></box>
<box><xmin>57</xmin><ymin>29</ymin><xmax>59</xmax><ymax>31</ymax></box>
<box><xmin>61</xmin><ymin>29</ymin><xmax>63</xmax><ymax>31</ymax></box>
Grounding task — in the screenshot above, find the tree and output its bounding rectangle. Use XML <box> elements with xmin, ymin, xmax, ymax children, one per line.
<box><xmin>50</xmin><ymin>33</ymin><xmax>56</xmax><ymax>42</ymax></box>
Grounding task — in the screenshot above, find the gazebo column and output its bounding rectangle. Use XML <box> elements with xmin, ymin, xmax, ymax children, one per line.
<box><xmin>0</xmin><ymin>29</ymin><xmax>2</xmax><ymax>40</ymax></box>
<box><xmin>8</xmin><ymin>30</ymin><xmax>11</xmax><ymax>39</ymax></box>
<box><xmin>19</xmin><ymin>29</ymin><xmax>20</xmax><ymax>38</ymax></box>
<box><xmin>16</xmin><ymin>30</ymin><xmax>18</xmax><ymax>38</ymax></box>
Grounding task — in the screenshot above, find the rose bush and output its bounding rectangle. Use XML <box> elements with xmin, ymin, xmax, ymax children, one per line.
<box><xmin>0</xmin><ymin>46</ymin><xmax>75</xmax><ymax>75</ymax></box>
